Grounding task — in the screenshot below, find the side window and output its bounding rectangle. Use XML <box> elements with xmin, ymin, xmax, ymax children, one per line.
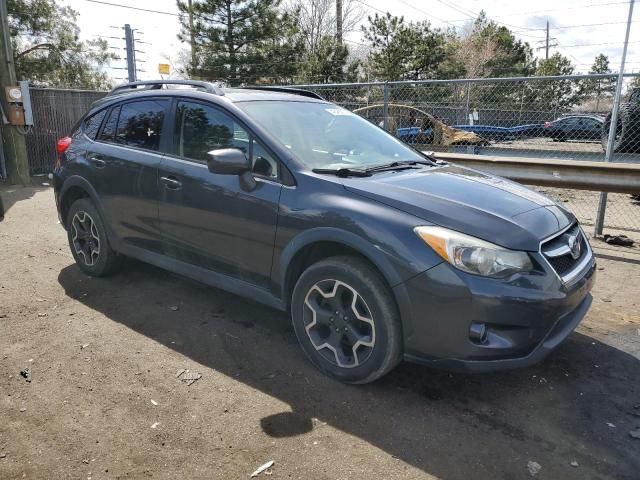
<box><xmin>251</xmin><ymin>140</ymin><xmax>278</xmax><ymax>179</ymax></box>
<box><xmin>175</xmin><ymin>101</ymin><xmax>249</xmax><ymax>162</ymax></box>
<box><xmin>175</xmin><ymin>100</ymin><xmax>279</xmax><ymax>178</ymax></box>
<box><xmin>98</xmin><ymin>105</ymin><xmax>120</xmax><ymax>142</ymax></box>
<box><xmin>115</xmin><ymin>99</ymin><xmax>168</xmax><ymax>151</ymax></box>
<box><xmin>83</xmin><ymin>109</ymin><xmax>107</xmax><ymax>140</ymax></box>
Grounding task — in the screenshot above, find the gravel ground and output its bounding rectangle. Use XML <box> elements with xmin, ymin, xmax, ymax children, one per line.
<box><xmin>1</xmin><ymin>185</ymin><xmax>639</xmax><ymax>480</ymax></box>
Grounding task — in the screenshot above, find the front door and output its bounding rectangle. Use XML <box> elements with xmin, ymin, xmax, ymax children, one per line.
<box><xmin>157</xmin><ymin>99</ymin><xmax>282</xmax><ymax>289</ymax></box>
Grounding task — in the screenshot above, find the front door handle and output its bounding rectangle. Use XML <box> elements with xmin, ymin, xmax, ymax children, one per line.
<box><xmin>160</xmin><ymin>176</ymin><xmax>182</xmax><ymax>190</ymax></box>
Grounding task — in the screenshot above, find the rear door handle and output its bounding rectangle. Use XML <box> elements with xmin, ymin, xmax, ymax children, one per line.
<box><xmin>160</xmin><ymin>176</ymin><xmax>182</xmax><ymax>190</ymax></box>
<box><xmin>87</xmin><ymin>153</ymin><xmax>106</xmax><ymax>169</ymax></box>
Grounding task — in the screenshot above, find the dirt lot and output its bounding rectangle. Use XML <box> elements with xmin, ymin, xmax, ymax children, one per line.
<box><xmin>1</xmin><ymin>185</ymin><xmax>639</xmax><ymax>480</ymax></box>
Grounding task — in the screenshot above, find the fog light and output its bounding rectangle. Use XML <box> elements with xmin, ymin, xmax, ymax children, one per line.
<box><xmin>469</xmin><ymin>322</ymin><xmax>488</xmax><ymax>344</ymax></box>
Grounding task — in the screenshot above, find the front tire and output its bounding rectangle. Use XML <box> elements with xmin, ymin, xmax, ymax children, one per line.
<box><xmin>66</xmin><ymin>198</ymin><xmax>122</xmax><ymax>277</ymax></box>
<box><xmin>291</xmin><ymin>256</ymin><xmax>402</xmax><ymax>384</ymax></box>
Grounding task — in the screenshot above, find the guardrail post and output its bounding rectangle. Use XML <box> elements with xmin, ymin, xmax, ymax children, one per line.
<box><xmin>593</xmin><ymin>0</ymin><xmax>635</xmax><ymax>236</ymax></box>
<box><xmin>383</xmin><ymin>82</ymin><xmax>389</xmax><ymax>131</ymax></box>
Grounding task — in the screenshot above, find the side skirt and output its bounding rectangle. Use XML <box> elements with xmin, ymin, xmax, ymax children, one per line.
<box><xmin>118</xmin><ymin>243</ymin><xmax>287</xmax><ymax>312</ymax></box>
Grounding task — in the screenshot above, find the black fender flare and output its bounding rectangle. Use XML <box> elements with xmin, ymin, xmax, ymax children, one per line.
<box><xmin>278</xmin><ymin>227</ymin><xmax>414</xmax><ymax>345</ymax></box>
<box><xmin>279</xmin><ymin>227</ymin><xmax>404</xmax><ymax>292</ymax></box>
<box><xmin>59</xmin><ymin>176</ymin><xmax>120</xmax><ymax>248</ymax></box>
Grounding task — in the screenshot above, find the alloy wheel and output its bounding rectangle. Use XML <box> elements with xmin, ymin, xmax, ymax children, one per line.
<box><xmin>303</xmin><ymin>279</ymin><xmax>376</xmax><ymax>368</ymax></box>
<box><xmin>71</xmin><ymin>211</ymin><xmax>101</xmax><ymax>267</ymax></box>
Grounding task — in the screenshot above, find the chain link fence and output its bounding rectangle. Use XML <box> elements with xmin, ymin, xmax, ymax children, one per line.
<box><xmin>25</xmin><ymin>88</ymin><xmax>106</xmax><ymax>175</ymax></box>
<box><xmin>289</xmin><ymin>74</ymin><xmax>640</xmax><ymax>235</ymax></box>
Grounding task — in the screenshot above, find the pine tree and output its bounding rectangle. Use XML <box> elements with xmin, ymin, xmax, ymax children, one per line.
<box><xmin>577</xmin><ymin>54</ymin><xmax>616</xmax><ymax>112</ymax></box>
<box><xmin>177</xmin><ymin>0</ymin><xmax>303</xmax><ymax>85</ymax></box>
<box><xmin>528</xmin><ymin>53</ymin><xmax>581</xmax><ymax>114</ymax></box>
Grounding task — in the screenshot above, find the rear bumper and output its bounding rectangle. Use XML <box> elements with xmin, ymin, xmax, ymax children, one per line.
<box><xmin>395</xmin><ymin>251</ymin><xmax>596</xmax><ymax>372</ymax></box>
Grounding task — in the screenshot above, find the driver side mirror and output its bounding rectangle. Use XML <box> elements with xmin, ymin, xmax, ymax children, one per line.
<box><xmin>207</xmin><ymin>148</ymin><xmax>256</xmax><ymax>191</ymax></box>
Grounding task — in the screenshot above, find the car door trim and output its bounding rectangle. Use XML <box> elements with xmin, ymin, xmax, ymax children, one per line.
<box><xmin>117</xmin><ymin>241</ymin><xmax>286</xmax><ymax>311</ymax></box>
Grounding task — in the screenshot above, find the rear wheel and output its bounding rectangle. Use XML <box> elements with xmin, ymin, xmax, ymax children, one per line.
<box><xmin>291</xmin><ymin>256</ymin><xmax>402</xmax><ymax>384</ymax></box>
<box><xmin>601</xmin><ymin>110</ymin><xmax>629</xmax><ymax>153</ymax></box>
<box><xmin>66</xmin><ymin>198</ymin><xmax>122</xmax><ymax>277</ymax></box>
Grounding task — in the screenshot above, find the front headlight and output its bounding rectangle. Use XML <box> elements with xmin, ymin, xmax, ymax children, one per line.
<box><xmin>414</xmin><ymin>226</ymin><xmax>533</xmax><ymax>278</ymax></box>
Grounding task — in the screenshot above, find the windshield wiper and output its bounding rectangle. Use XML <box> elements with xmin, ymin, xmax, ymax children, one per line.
<box><xmin>312</xmin><ymin>168</ymin><xmax>372</xmax><ymax>178</ymax></box>
<box><xmin>365</xmin><ymin>160</ymin><xmax>436</xmax><ymax>173</ymax></box>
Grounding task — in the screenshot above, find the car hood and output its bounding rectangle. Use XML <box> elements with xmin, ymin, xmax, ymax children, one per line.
<box><xmin>341</xmin><ymin>164</ymin><xmax>575</xmax><ymax>251</ymax></box>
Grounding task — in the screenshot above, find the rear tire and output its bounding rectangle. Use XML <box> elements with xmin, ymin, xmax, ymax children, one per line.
<box><xmin>66</xmin><ymin>198</ymin><xmax>122</xmax><ymax>277</ymax></box>
<box><xmin>291</xmin><ymin>255</ymin><xmax>402</xmax><ymax>384</ymax></box>
<box><xmin>601</xmin><ymin>110</ymin><xmax>630</xmax><ymax>153</ymax></box>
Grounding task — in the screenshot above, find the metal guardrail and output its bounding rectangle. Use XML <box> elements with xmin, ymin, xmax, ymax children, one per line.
<box><xmin>433</xmin><ymin>152</ymin><xmax>640</xmax><ymax>195</ymax></box>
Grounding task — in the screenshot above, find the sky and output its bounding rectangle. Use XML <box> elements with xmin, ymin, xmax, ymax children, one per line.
<box><xmin>61</xmin><ymin>0</ymin><xmax>640</xmax><ymax>82</ymax></box>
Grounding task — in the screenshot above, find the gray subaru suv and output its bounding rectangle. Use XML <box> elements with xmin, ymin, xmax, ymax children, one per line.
<box><xmin>53</xmin><ymin>80</ymin><xmax>595</xmax><ymax>383</ymax></box>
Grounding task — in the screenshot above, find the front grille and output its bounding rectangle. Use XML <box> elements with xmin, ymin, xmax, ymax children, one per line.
<box><xmin>541</xmin><ymin>224</ymin><xmax>590</xmax><ymax>280</ymax></box>
<box><xmin>547</xmin><ymin>251</ymin><xmax>581</xmax><ymax>276</ymax></box>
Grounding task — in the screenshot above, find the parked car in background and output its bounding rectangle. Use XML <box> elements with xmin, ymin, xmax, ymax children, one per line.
<box><xmin>543</xmin><ymin>114</ymin><xmax>603</xmax><ymax>142</ymax></box>
<box><xmin>601</xmin><ymin>87</ymin><xmax>640</xmax><ymax>153</ymax></box>
<box><xmin>53</xmin><ymin>80</ymin><xmax>595</xmax><ymax>384</ymax></box>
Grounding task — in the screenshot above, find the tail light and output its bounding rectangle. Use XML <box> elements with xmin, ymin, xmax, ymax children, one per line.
<box><xmin>543</xmin><ymin>122</ymin><xmax>551</xmax><ymax>129</ymax></box>
<box><xmin>55</xmin><ymin>136</ymin><xmax>72</xmax><ymax>168</ymax></box>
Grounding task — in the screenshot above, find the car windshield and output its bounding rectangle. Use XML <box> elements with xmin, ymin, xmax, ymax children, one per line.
<box><xmin>236</xmin><ymin>100</ymin><xmax>425</xmax><ymax>170</ymax></box>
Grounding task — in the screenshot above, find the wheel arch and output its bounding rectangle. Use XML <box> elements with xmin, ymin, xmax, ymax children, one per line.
<box><xmin>279</xmin><ymin>228</ymin><xmax>405</xmax><ymax>310</ymax></box>
<box><xmin>59</xmin><ymin>176</ymin><xmax>119</xmax><ymax>248</ymax></box>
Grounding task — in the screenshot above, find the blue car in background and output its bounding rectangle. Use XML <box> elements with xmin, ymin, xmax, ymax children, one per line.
<box><xmin>452</xmin><ymin>124</ymin><xmax>545</xmax><ymax>141</ymax></box>
<box><xmin>543</xmin><ymin>115</ymin><xmax>604</xmax><ymax>142</ymax></box>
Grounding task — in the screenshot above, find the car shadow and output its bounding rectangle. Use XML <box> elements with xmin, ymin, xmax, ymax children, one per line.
<box><xmin>57</xmin><ymin>261</ymin><xmax>640</xmax><ymax>480</ymax></box>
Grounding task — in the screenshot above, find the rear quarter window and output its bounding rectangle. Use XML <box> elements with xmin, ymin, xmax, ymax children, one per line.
<box><xmin>98</xmin><ymin>105</ymin><xmax>120</xmax><ymax>142</ymax></box>
<box><xmin>83</xmin><ymin>109</ymin><xmax>107</xmax><ymax>140</ymax></box>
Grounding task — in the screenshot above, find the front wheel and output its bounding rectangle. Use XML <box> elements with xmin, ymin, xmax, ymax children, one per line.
<box><xmin>291</xmin><ymin>256</ymin><xmax>402</xmax><ymax>384</ymax></box>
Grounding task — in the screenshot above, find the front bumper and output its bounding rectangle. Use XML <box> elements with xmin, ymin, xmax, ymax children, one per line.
<box><xmin>395</xmin><ymin>249</ymin><xmax>596</xmax><ymax>372</ymax></box>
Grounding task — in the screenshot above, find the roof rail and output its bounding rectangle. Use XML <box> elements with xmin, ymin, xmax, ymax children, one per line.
<box><xmin>241</xmin><ymin>86</ymin><xmax>324</xmax><ymax>100</ymax></box>
<box><xmin>108</xmin><ymin>80</ymin><xmax>224</xmax><ymax>97</ymax></box>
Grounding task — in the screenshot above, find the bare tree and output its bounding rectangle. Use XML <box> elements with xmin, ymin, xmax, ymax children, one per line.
<box><xmin>287</xmin><ymin>0</ymin><xmax>364</xmax><ymax>52</ymax></box>
<box><xmin>454</xmin><ymin>34</ymin><xmax>499</xmax><ymax>79</ymax></box>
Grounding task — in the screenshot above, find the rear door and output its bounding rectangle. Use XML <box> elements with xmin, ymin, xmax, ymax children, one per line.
<box><xmin>157</xmin><ymin>98</ymin><xmax>282</xmax><ymax>289</ymax></box>
<box><xmin>87</xmin><ymin>98</ymin><xmax>170</xmax><ymax>252</ymax></box>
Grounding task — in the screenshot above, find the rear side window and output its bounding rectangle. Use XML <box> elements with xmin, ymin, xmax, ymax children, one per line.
<box><xmin>115</xmin><ymin>99</ymin><xmax>168</xmax><ymax>151</ymax></box>
<box><xmin>83</xmin><ymin>109</ymin><xmax>107</xmax><ymax>140</ymax></box>
<box><xmin>98</xmin><ymin>106</ymin><xmax>120</xmax><ymax>142</ymax></box>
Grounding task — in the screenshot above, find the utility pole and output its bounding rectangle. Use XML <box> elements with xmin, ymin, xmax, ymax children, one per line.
<box><xmin>188</xmin><ymin>0</ymin><xmax>197</xmax><ymax>74</ymax></box>
<box><xmin>336</xmin><ymin>0</ymin><xmax>343</xmax><ymax>45</ymax></box>
<box><xmin>0</xmin><ymin>0</ymin><xmax>30</xmax><ymax>185</ymax></box>
<box><xmin>545</xmin><ymin>21</ymin><xmax>550</xmax><ymax>60</ymax></box>
<box><xmin>535</xmin><ymin>20</ymin><xmax>557</xmax><ymax>60</ymax></box>
<box><xmin>124</xmin><ymin>24</ymin><xmax>137</xmax><ymax>82</ymax></box>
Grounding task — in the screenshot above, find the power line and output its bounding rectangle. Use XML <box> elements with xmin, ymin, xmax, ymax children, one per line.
<box><xmin>560</xmin><ymin>40</ymin><xmax>640</xmax><ymax>48</ymax></box>
<box><xmin>352</xmin><ymin>0</ymin><xmax>387</xmax><ymax>16</ymax></box>
<box><xmin>395</xmin><ymin>0</ymin><xmax>457</xmax><ymax>27</ymax></box>
<box><xmin>457</xmin><ymin>1</ymin><xmax>632</xmax><ymax>21</ymax></box>
<box><xmin>85</xmin><ymin>0</ymin><xmax>180</xmax><ymax>17</ymax></box>
<box><xmin>429</xmin><ymin>0</ymin><xmax>545</xmax><ymax>34</ymax></box>
<box><xmin>551</xmin><ymin>19</ymin><xmax>640</xmax><ymax>29</ymax></box>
